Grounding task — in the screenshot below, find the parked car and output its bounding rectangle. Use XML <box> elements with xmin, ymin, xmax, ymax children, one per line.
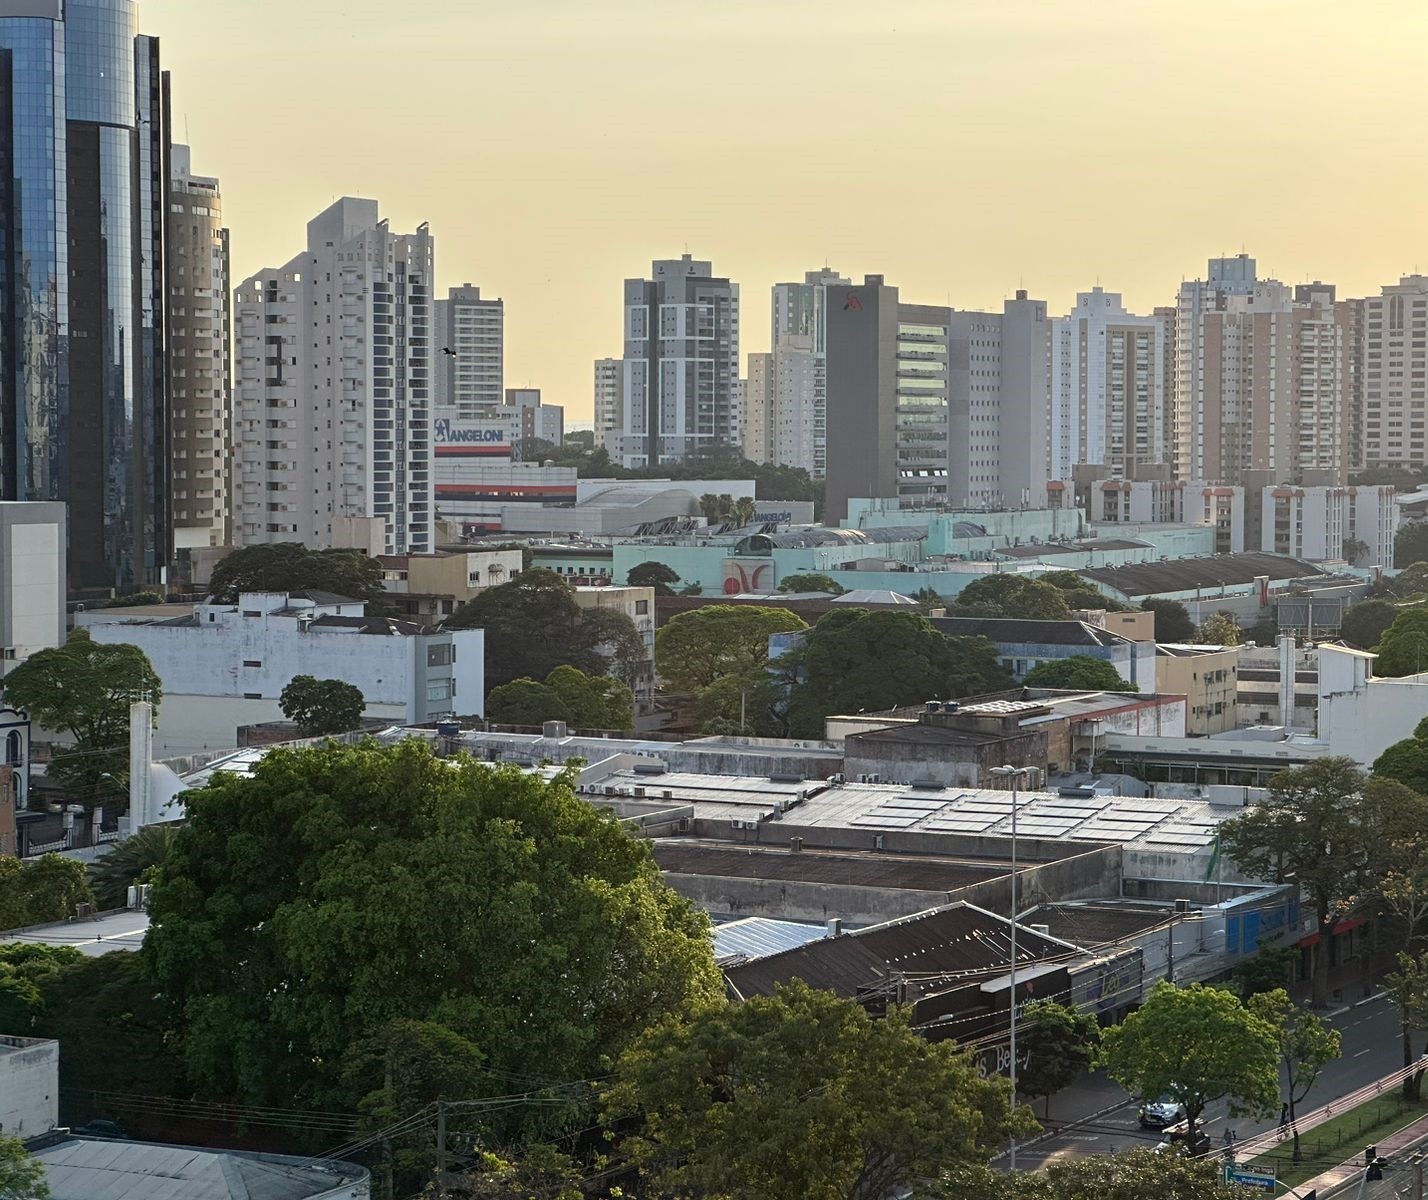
<box><xmin>1138</xmin><ymin>1097</ymin><xmax>1187</xmax><ymax>1129</ymax></box>
<box><xmin>72</xmin><ymin>1120</ymin><xmax>126</xmax><ymax>1139</ymax></box>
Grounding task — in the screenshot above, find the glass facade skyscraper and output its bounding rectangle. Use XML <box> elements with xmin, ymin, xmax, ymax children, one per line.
<box><xmin>0</xmin><ymin>0</ymin><xmax>170</xmax><ymax>594</ymax></box>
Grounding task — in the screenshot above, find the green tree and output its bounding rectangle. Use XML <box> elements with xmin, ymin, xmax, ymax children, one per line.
<box><xmin>655</xmin><ymin>605</ymin><xmax>807</xmax><ymax>694</ymax></box>
<box><xmin>602</xmin><ymin>980</ymin><xmax>1029</xmax><ymax>1200</ymax></box>
<box><xmin>1341</xmin><ymin>598</ymin><xmax>1400</xmax><ymax>650</ymax></box>
<box><xmin>938</xmin><ymin>1151</ymin><xmax>1244</xmax><ymax>1200</ymax></box>
<box><xmin>1141</xmin><ymin>598</ymin><xmax>1195</xmax><ymax>643</ymax></box>
<box><xmin>207</xmin><ymin>542</ymin><xmax>386</xmax><ymax>604</ymax></box>
<box><xmin>278</xmin><ymin>675</ymin><xmax>366</xmax><ymax>736</ymax></box>
<box><xmin>1247</xmin><ymin>988</ymin><xmax>1342</xmax><ymax>1160</ymax></box>
<box><xmin>778</xmin><ymin>572</ymin><xmax>846</xmax><ymax>595</ymax></box>
<box><xmin>1230</xmin><ymin>944</ymin><xmax>1299</xmax><ymax>999</ymax></box>
<box><xmin>1384</xmin><ymin>951</ymin><xmax>1428</xmax><ymax>1099</ymax></box>
<box><xmin>145</xmin><ymin>740</ymin><xmax>720</xmax><ymax>1122</ymax></box>
<box><xmin>625</xmin><ymin>561</ymin><xmax>680</xmax><ymax>596</ymax></box>
<box><xmin>446</xmin><ymin>569</ymin><xmax>642</xmax><ymax>692</ymax></box>
<box><xmin>87</xmin><ymin>824</ymin><xmax>179</xmax><ymax>911</ymax></box>
<box><xmin>0</xmin><ymin>944</ymin><xmax>80</xmax><ymax>1035</ymax></box>
<box><xmin>1373</xmin><ymin>734</ymin><xmax>1428</xmax><ymax>793</ymax></box>
<box><xmin>0</xmin><ymin>856</ymin><xmax>93</xmax><ymax>931</ymax></box>
<box><xmin>1194</xmin><ymin>611</ymin><xmax>1244</xmax><ymax>646</ymax></box>
<box><xmin>546</xmin><ymin>665</ymin><xmax>633</xmax><ymax>731</ymax></box>
<box><xmin>1395</xmin><ymin>522</ymin><xmax>1428</xmax><ymax>569</ymax></box>
<box><xmin>1220</xmin><ymin>759</ymin><xmax>1428</xmax><ymax>1006</ymax></box>
<box><xmin>1</xmin><ymin>629</ymin><xmax>161</xmax><ymax>798</ymax></box>
<box><xmin>1038</xmin><ymin>570</ymin><xmax>1131</xmax><ymax>613</ymax></box>
<box><xmin>1022</xmin><ymin>656</ymin><xmax>1132</xmax><ymax>691</ymax></box>
<box><xmin>952</xmin><ymin>576</ymin><xmax>1071</xmax><ymax>620</ymax></box>
<box><xmin>1015</xmin><ymin>1000</ymin><xmax>1101</xmax><ymax>1120</ymax></box>
<box><xmin>485</xmin><ymin>678</ymin><xmax>567</xmax><ymax>727</ymax></box>
<box><xmin>783</xmin><ymin>610</ymin><xmax>1010</xmax><ymax>737</ymax></box>
<box><xmin>1388</xmin><ymin>563</ymin><xmax>1428</xmax><ymax>599</ymax></box>
<box><xmin>1375</xmin><ymin>607</ymin><xmax>1428</xmax><ymax>676</ymax></box>
<box><xmin>1099</xmin><ymin>981</ymin><xmax>1279</xmax><ymax>1146</ymax></box>
<box><xmin>104</xmin><ymin>590</ymin><xmax>165</xmax><ymax>608</ymax></box>
<box><xmin>0</xmin><ymin>1134</ymin><xmax>49</xmax><ymax>1200</ymax></box>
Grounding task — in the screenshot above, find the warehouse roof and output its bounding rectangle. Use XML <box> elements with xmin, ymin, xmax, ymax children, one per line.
<box><xmin>1077</xmin><ymin>553</ymin><xmax>1326</xmax><ymax>598</ymax></box>
<box><xmin>930</xmin><ymin>616</ymin><xmax>1134</xmax><ymax>647</ymax></box>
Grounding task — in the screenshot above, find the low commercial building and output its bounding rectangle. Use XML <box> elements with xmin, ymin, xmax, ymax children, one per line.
<box><xmin>929</xmin><ymin>616</ymin><xmax>1157</xmax><ymax>691</ymax></box>
<box><xmin>0</xmin><ymin>502</ymin><xmax>66</xmax><ymax>679</ymax></box>
<box><xmin>1156</xmin><ymin>644</ymin><xmax>1239</xmax><ymax>735</ymax></box>
<box><xmin>378</xmin><ymin>548</ymin><xmax>524</xmax><ymax>623</ymax></box>
<box><xmin>1317</xmin><ymin>643</ymin><xmax>1428</xmax><ymax>769</ymax></box>
<box><xmin>88</xmin><ymin>592</ymin><xmax>484</xmax><ymax>755</ymax></box>
<box><xmin>0</xmin><ymin>1035</ymin><xmax>58</xmax><ymax>1138</ymax></box>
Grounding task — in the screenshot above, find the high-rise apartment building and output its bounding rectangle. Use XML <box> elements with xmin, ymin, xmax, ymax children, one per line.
<box><xmin>233</xmin><ymin>198</ymin><xmax>434</xmax><ymax>555</ymax></box>
<box><xmin>1360</xmin><ymin>276</ymin><xmax>1428</xmax><ymax>469</ymax></box>
<box><xmin>1050</xmin><ymin>288</ymin><xmax>1165</xmax><ymax>480</ymax></box>
<box><xmin>593</xmin><ymin>357</ymin><xmax>622</xmax><ymax>448</ymax></box>
<box><xmin>433</xmin><ymin>284</ymin><xmax>503</xmax><ymax>418</ymax></box>
<box><xmin>504</xmin><ymin>387</ymin><xmax>564</xmax><ymax>449</ymax></box>
<box><xmin>742</xmin><ymin>353</ymin><xmax>773</xmax><ymax>464</ymax></box>
<box><xmin>825</xmin><ymin>277</ymin><xmax>900</xmax><ymax>523</ymax></box>
<box><xmin>613</xmin><ymin>255</ymin><xmax>739</xmax><ymax>468</ymax></box>
<box><xmin>168</xmin><ymin>143</ymin><xmax>230</xmax><ymax>552</ymax></box>
<box><xmin>1173</xmin><ymin>257</ymin><xmax>1354</xmax><ymax>484</ymax></box>
<box><xmin>765</xmin><ymin>268</ymin><xmax>848</xmax><ymax>476</ymax></box>
<box><xmin>0</xmin><ymin>0</ymin><xmax>171</xmax><ymax>594</ymax></box>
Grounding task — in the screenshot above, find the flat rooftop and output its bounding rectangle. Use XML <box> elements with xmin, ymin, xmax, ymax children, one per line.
<box><xmin>653</xmin><ymin>840</ymin><xmax>1005</xmax><ymax>891</ymax></box>
<box><xmin>1</xmin><ymin>909</ymin><xmax>148</xmax><ymax>956</ymax></box>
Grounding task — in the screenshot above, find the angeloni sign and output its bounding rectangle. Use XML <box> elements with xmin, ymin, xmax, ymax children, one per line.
<box><xmin>433</xmin><ymin>418</ymin><xmax>507</xmax><ymax>445</ymax></box>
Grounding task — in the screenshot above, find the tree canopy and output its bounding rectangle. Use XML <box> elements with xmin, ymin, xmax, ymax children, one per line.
<box><xmin>207</xmin><ymin>542</ymin><xmax>386</xmax><ymax>604</ymax></box>
<box><xmin>0</xmin><ymin>855</ymin><xmax>93</xmax><ymax>931</ymax></box>
<box><xmin>1247</xmin><ymin>988</ymin><xmax>1341</xmax><ymax>1160</ymax></box>
<box><xmin>88</xmin><ymin>825</ymin><xmax>178</xmax><ymax>911</ymax></box>
<box><xmin>1140</xmin><ymin>598</ymin><xmax>1195</xmax><ymax>643</ymax></box>
<box><xmin>1340</xmin><ymin>598</ymin><xmax>1400</xmax><ymax>650</ymax></box>
<box><xmin>1022</xmin><ymin>656</ymin><xmax>1132</xmax><ymax>691</ymax></box>
<box><xmin>939</xmin><ymin>1151</ymin><xmax>1246</xmax><ymax>1200</ymax></box>
<box><xmin>1194</xmin><ymin>611</ymin><xmax>1244</xmax><ymax>646</ymax></box>
<box><xmin>144</xmin><ymin>739</ymin><xmax>720</xmax><ymax>1122</ymax></box>
<box><xmin>1396</xmin><ymin>522</ymin><xmax>1428</xmax><ymax>569</ymax></box>
<box><xmin>625</xmin><ymin>561</ymin><xmax>680</xmax><ymax>596</ymax></box>
<box><xmin>783</xmin><ymin>610</ymin><xmax>1012</xmax><ymax>736</ymax></box>
<box><xmin>486</xmin><ymin>665</ymin><xmax>634</xmax><ymax>732</ymax></box>
<box><xmin>0</xmin><ymin>1134</ymin><xmax>49</xmax><ymax>1200</ymax></box>
<box><xmin>445</xmin><ymin>569</ymin><xmax>644</xmax><ymax>694</ymax></box>
<box><xmin>602</xmin><ymin>980</ymin><xmax>1028</xmax><ymax>1200</ymax></box>
<box><xmin>1014</xmin><ymin>999</ymin><xmax>1101</xmax><ymax>1119</ymax></box>
<box><xmin>1374</xmin><ymin>607</ymin><xmax>1428</xmax><ymax>676</ymax></box>
<box><xmin>1220</xmin><ymin>758</ymin><xmax>1428</xmax><ymax>1004</ymax></box>
<box><xmin>1099</xmin><ymin>981</ymin><xmax>1280</xmax><ymax>1143</ymax></box>
<box><xmin>279</xmin><ymin>675</ymin><xmax>366</xmax><ymax>736</ymax></box>
<box><xmin>951</xmin><ymin>576</ymin><xmax>1071</xmax><ymax>620</ymax></box>
<box><xmin>778</xmin><ymin>572</ymin><xmax>846</xmax><ymax>595</ymax></box>
<box><xmin>2</xmin><ymin>629</ymin><xmax>161</xmax><ymax>797</ymax></box>
<box><xmin>1372</xmin><ymin>717</ymin><xmax>1428</xmax><ymax>793</ymax></box>
<box><xmin>654</xmin><ymin>605</ymin><xmax>807</xmax><ymax>694</ymax></box>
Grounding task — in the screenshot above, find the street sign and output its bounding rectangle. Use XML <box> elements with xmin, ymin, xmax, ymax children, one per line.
<box><xmin>1224</xmin><ymin>1167</ymin><xmax>1277</xmax><ymax>1192</ymax></box>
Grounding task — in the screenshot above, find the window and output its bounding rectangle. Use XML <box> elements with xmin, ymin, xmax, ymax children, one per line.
<box><xmin>427</xmin><ymin>644</ymin><xmax>452</xmax><ymax>667</ymax></box>
<box><xmin>635</xmin><ymin>600</ymin><xmax>649</xmax><ymax>615</ymax></box>
<box><xmin>427</xmin><ymin>680</ymin><xmax>451</xmax><ymax>702</ymax></box>
<box><xmin>244</xmin><ymin>692</ymin><xmax>263</xmax><ymax>700</ymax></box>
<box><xmin>243</xmin><ymin>610</ymin><xmax>261</xmax><ymax>618</ymax></box>
<box><xmin>243</xmin><ymin>660</ymin><xmax>262</xmax><ymax>668</ymax></box>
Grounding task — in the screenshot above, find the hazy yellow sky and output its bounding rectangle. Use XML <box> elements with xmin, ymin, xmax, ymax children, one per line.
<box><xmin>144</xmin><ymin>0</ymin><xmax>1428</xmax><ymax>423</ymax></box>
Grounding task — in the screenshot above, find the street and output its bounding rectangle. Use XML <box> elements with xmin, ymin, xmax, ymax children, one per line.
<box><xmin>1013</xmin><ymin>993</ymin><xmax>1405</xmax><ymax>1170</ymax></box>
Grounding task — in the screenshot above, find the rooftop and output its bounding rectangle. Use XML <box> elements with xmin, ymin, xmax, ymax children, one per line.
<box><xmin>654</xmin><ymin>840</ymin><xmax>1003</xmax><ymax>891</ymax></box>
<box><xmin>32</xmin><ymin>1136</ymin><xmax>367</xmax><ymax>1200</ymax></box>
<box><xmin>930</xmin><ymin>616</ymin><xmax>1133</xmax><ymax>647</ymax></box>
<box><xmin>712</xmin><ymin>916</ymin><xmax>830</xmax><ymax>965</ymax></box>
<box><xmin>1077</xmin><ymin>553</ymin><xmax>1326</xmax><ymax>598</ymax></box>
<box><xmin>1</xmin><ymin>909</ymin><xmax>149</xmax><ymax>957</ymax></box>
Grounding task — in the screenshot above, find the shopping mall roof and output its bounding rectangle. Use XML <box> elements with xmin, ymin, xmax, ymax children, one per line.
<box><xmin>1078</xmin><ymin>553</ymin><xmax>1327</xmax><ymax>598</ymax></box>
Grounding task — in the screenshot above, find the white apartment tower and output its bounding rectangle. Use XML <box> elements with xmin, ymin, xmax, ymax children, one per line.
<box><xmin>1361</xmin><ymin>276</ymin><xmax>1428</xmax><ymax>469</ymax></box>
<box><xmin>167</xmin><ymin>144</ymin><xmax>231</xmax><ymax>552</ymax></box>
<box><xmin>434</xmin><ymin>284</ymin><xmax>504</xmax><ymax>418</ymax></box>
<box><xmin>766</xmin><ymin>268</ymin><xmax>848</xmax><ymax>476</ymax></box>
<box><xmin>234</xmin><ymin>198</ymin><xmax>434</xmax><ymax>554</ymax></box>
<box><xmin>614</xmin><ymin>255</ymin><xmax>739</xmax><ymax>468</ymax></box>
<box><xmin>593</xmin><ymin>357</ymin><xmax>623</xmax><ymax>448</ymax></box>
<box><xmin>1050</xmin><ymin>288</ymin><xmax>1164</xmax><ymax>479</ymax></box>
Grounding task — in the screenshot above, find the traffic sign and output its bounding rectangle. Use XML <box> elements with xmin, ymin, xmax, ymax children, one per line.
<box><xmin>1224</xmin><ymin>1167</ymin><xmax>1277</xmax><ymax>1192</ymax></box>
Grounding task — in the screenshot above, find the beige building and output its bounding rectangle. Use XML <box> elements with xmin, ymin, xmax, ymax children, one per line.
<box><xmin>379</xmin><ymin>548</ymin><xmax>525</xmax><ymax>623</ymax></box>
<box><xmin>1360</xmin><ymin>275</ymin><xmax>1428</xmax><ymax>469</ymax></box>
<box><xmin>1156</xmin><ymin>643</ymin><xmax>1239</xmax><ymax>736</ymax></box>
<box><xmin>574</xmin><ymin>585</ymin><xmax>656</xmax><ymax>713</ymax></box>
<box><xmin>743</xmin><ymin>351</ymin><xmax>773</xmax><ymax>464</ymax></box>
<box><xmin>168</xmin><ymin>145</ymin><xmax>231</xmax><ymax>555</ymax></box>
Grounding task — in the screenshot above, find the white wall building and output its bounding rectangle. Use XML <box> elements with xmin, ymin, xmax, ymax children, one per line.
<box><xmin>434</xmin><ymin>284</ymin><xmax>504</xmax><ymax>418</ymax></box>
<box><xmin>0</xmin><ymin>1035</ymin><xmax>58</xmax><ymax>1138</ymax></box>
<box><xmin>766</xmin><ymin>268</ymin><xmax>847</xmax><ymax>476</ymax></box>
<box><xmin>89</xmin><ymin>591</ymin><xmax>483</xmax><ymax>756</ymax></box>
<box><xmin>593</xmin><ymin>356</ymin><xmax>623</xmax><ymax>449</ymax></box>
<box><xmin>1050</xmin><ymin>288</ymin><xmax>1165</xmax><ymax>479</ymax></box>
<box><xmin>0</xmin><ymin>502</ymin><xmax>65</xmax><ymax>679</ymax></box>
<box><xmin>1361</xmin><ymin>275</ymin><xmax>1428</xmax><ymax>470</ymax></box>
<box><xmin>233</xmin><ymin>198</ymin><xmax>434</xmax><ymax>554</ymax></box>
<box><xmin>1262</xmin><ymin>484</ymin><xmax>1398</xmax><ymax>567</ymax></box>
<box><xmin>1317</xmin><ymin>643</ymin><xmax>1428</xmax><ymax>768</ymax></box>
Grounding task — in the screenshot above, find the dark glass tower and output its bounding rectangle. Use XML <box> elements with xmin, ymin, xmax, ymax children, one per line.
<box><xmin>0</xmin><ymin>0</ymin><xmax>169</xmax><ymax>595</ymax></box>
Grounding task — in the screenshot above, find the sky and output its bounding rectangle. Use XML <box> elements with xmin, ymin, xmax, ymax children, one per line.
<box><xmin>143</xmin><ymin>0</ymin><xmax>1428</xmax><ymax>423</ymax></box>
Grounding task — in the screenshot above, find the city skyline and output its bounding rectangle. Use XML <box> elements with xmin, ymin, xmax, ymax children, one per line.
<box><xmin>142</xmin><ymin>0</ymin><xmax>1428</xmax><ymax>422</ymax></box>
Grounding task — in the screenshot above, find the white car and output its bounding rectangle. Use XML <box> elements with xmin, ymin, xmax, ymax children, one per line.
<box><xmin>1138</xmin><ymin>1098</ymin><xmax>1187</xmax><ymax>1129</ymax></box>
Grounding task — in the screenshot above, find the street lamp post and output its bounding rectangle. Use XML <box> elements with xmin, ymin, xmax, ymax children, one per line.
<box><xmin>991</xmin><ymin>763</ymin><xmax>1034</xmax><ymax>1172</ymax></box>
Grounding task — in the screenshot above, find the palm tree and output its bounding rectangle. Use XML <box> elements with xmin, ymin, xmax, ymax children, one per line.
<box><xmin>88</xmin><ymin>824</ymin><xmax>179</xmax><ymax>910</ymax></box>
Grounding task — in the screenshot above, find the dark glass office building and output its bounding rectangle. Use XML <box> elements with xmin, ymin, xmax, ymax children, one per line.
<box><xmin>0</xmin><ymin>0</ymin><xmax>169</xmax><ymax>594</ymax></box>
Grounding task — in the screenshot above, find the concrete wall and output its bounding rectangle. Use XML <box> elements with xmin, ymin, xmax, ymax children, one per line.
<box><xmin>0</xmin><ymin>502</ymin><xmax>66</xmax><ymax>679</ymax></box>
<box><xmin>1320</xmin><ymin>670</ymin><xmax>1428</xmax><ymax>769</ymax></box>
<box><xmin>844</xmin><ymin>728</ymin><xmax>1046</xmax><ymax>788</ymax></box>
<box><xmin>143</xmin><ymin>695</ymin><xmax>409</xmax><ymax>757</ymax></box>
<box><xmin>0</xmin><ymin>1036</ymin><xmax>59</xmax><ymax>1137</ymax></box>
<box><xmin>665</xmin><ymin>873</ymin><xmax>957</xmax><ymax>925</ymax></box>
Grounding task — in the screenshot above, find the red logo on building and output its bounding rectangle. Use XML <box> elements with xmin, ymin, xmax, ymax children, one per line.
<box><xmin>843</xmin><ymin>294</ymin><xmax>863</xmax><ymax>311</ymax></box>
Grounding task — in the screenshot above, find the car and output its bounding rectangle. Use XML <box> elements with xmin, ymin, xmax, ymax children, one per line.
<box><xmin>1138</xmin><ymin>1098</ymin><xmax>1187</xmax><ymax>1129</ymax></box>
<box><xmin>72</xmin><ymin>1120</ymin><xmax>126</xmax><ymax>1139</ymax></box>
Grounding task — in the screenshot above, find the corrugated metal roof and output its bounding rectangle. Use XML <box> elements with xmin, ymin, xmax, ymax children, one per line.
<box><xmin>713</xmin><ymin>917</ymin><xmax>829</xmax><ymax>964</ymax></box>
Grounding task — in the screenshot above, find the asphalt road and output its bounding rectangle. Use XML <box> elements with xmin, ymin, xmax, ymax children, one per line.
<box><xmin>1014</xmin><ymin>992</ymin><xmax>1406</xmax><ymax>1171</ymax></box>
